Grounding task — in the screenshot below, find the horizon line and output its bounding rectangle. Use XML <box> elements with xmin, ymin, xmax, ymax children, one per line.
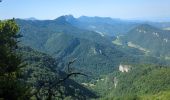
<box><xmin>1</xmin><ymin>14</ymin><xmax>170</xmax><ymax>22</ymax></box>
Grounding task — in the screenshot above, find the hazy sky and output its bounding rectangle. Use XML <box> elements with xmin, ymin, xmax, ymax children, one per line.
<box><xmin>0</xmin><ymin>0</ymin><xmax>170</xmax><ymax>20</ymax></box>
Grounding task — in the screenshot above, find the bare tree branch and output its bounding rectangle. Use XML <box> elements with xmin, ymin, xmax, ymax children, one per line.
<box><xmin>67</xmin><ymin>58</ymin><xmax>77</xmax><ymax>73</ymax></box>
<box><xmin>30</xmin><ymin>58</ymin><xmax>87</xmax><ymax>100</ymax></box>
<box><xmin>50</xmin><ymin>72</ymin><xmax>87</xmax><ymax>88</ymax></box>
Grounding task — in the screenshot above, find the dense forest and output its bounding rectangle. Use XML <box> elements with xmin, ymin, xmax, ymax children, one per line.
<box><xmin>1</xmin><ymin>15</ymin><xmax>170</xmax><ymax>100</ymax></box>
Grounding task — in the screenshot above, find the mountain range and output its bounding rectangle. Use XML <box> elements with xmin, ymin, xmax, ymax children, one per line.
<box><xmin>16</xmin><ymin>16</ymin><xmax>169</xmax><ymax>78</ymax></box>
<box><xmin>14</xmin><ymin>15</ymin><xmax>170</xmax><ymax>99</ymax></box>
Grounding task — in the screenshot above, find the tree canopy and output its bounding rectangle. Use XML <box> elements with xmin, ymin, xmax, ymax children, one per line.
<box><xmin>0</xmin><ymin>19</ymin><xmax>29</xmax><ymax>100</ymax></box>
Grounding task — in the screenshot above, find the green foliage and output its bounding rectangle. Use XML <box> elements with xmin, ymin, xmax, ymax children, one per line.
<box><xmin>0</xmin><ymin>19</ymin><xmax>29</xmax><ymax>99</ymax></box>
<box><xmin>139</xmin><ymin>90</ymin><xmax>170</xmax><ymax>100</ymax></box>
<box><xmin>94</xmin><ymin>65</ymin><xmax>170</xmax><ymax>100</ymax></box>
<box><xmin>18</xmin><ymin>46</ymin><xmax>97</xmax><ymax>100</ymax></box>
<box><xmin>16</xmin><ymin>18</ymin><xmax>168</xmax><ymax>81</ymax></box>
<box><xmin>121</xmin><ymin>24</ymin><xmax>170</xmax><ymax>57</ymax></box>
<box><xmin>14</xmin><ymin>17</ymin><xmax>170</xmax><ymax>99</ymax></box>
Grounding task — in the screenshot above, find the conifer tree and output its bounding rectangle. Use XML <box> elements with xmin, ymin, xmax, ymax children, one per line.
<box><xmin>0</xmin><ymin>19</ymin><xmax>29</xmax><ymax>100</ymax></box>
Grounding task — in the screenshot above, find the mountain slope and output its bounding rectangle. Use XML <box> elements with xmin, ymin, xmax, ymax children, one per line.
<box><xmin>16</xmin><ymin>17</ymin><xmax>124</xmax><ymax>76</ymax></box>
<box><xmin>92</xmin><ymin>64</ymin><xmax>170</xmax><ymax>100</ymax></box>
<box><xmin>120</xmin><ymin>24</ymin><xmax>170</xmax><ymax>57</ymax></box>
<box><xmin>18</xmin><ymin>46</ymin><xmax>97</xmax><ymax>99</ymax></box>
<box><xmin>65</xmin><ymin>15</ymin><xmax>138</xmax><ymax>36</ymax></box>
<box><xmin>16</xmin><ymin>17</ymin><xmax>168</xmax><ymax>79</ymax></box>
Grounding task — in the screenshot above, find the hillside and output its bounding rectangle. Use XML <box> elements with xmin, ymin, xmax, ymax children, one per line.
<box><xmin>117</xmin><ymin>24</ymin><xmax>170</xmax><ymax>58</ymax></box>
<box><xmin>15</xmin><ymin>17</ymin><xmax>168</xmax><ymax>79</ymax></box>
<box><xmin>65</xmin><ymin>15</ymin><xmax>138</xmax><ymax>36</ymax></box>
<box><xmin>92</xmin><ymin>64</ymin><xmax>170</xmax><ymax>100</ymax></box>
<box><xmin>14</xmin><ymin>17</ymin><xmax>170</xmax><ymax>99</ymax></box>
<box><xmin>16</xmin><ymin>17</ymin><xmax>124</xmax><ymax>76</ymax></box>
<box><xmin>18</xmin><ymin>46</ymin><xmax>97</xmax><ymax>100</ymax></box>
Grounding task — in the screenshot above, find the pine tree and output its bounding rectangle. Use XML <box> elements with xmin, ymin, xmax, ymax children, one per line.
<box><xmin>0</xmin><ymin>19</ymin><xmax>29</xmax><ymax>100</ymax></box>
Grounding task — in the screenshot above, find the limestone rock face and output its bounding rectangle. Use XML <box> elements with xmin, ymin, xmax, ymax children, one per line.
<box><xmin>119</xmin><ymin>64</ymin><xmax>131</xmax><ymax>72</ymax></box>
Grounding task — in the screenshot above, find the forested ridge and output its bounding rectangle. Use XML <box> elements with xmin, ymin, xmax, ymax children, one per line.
<box><xmin>1</xmin><ymin>16</ymin><xmax>170</xmax><ymax>100</ymax></box>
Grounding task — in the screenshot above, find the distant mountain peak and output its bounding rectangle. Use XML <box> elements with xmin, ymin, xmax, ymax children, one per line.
<box><xmin>64</xmin><ymin>15</ymin><xmax>77</xmax><ymax>22</ymax></box>
<box><xmin>136</xmin><ymin>24</ymin><xmax>155</xmax><ymax>28</ymax></box>
<box><xmin>133</xmin><ymin>24</ymin><xmax>160</xmax><ymax>32</ymax></box>
<box><xmin>24</xmin><ymin>17</ymin><xmax>38</xmax><ymax>20</ymax></box>
<box><xmin>54</xmin><ymin>16</ymin><xmax>71</xmax><ymax>25</ymax></box>
<box><xmin>64</xmin><ymin>14</ymin><xmax>74</xmax><ymax>18</ymax></box>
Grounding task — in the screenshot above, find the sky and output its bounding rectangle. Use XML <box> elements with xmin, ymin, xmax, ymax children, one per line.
<box><xmin>0</xmin><ymin>0</ymin><xmax>170</xmax><ymax>20</ymax></box>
